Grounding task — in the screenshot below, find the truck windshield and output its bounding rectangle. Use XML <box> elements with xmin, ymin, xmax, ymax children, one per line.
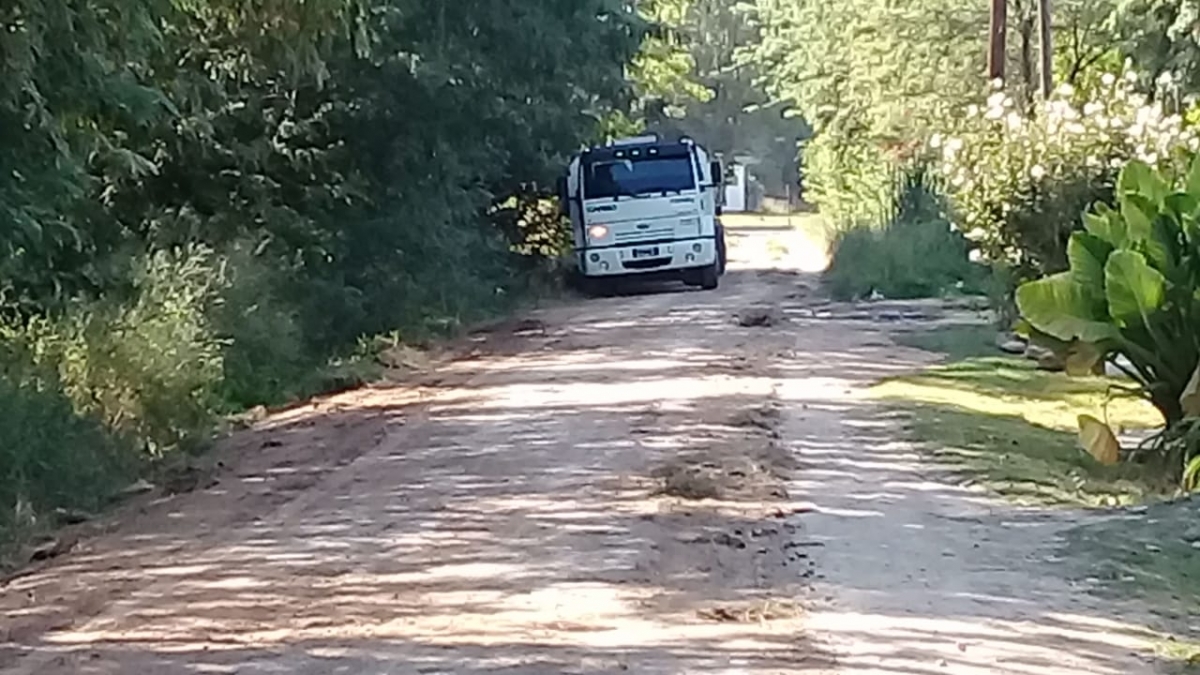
<box><xmin>583</xmin><ymin>156</ymin><xmax>695</xmax><ymax>199</ymax></box>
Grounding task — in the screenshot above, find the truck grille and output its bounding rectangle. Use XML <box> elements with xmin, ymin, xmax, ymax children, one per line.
<box><xmin>615</xmin><ymin>226</ymin><xmax>675</xmax><ymax>244</ymax></box>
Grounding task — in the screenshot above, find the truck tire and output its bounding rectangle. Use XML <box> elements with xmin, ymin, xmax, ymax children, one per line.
<box><xmin>716</xmin><ymin>222</ymin><xmax>727</xmax><ymax>275</ymax></box>
<box><xmin>699</xmin><ymin>260</ymin><xmax>720</xmax><ymax>290</ymax></box>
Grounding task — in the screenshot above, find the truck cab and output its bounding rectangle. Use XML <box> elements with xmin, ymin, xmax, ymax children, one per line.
<box><xmin>558</xmin><ymin>134</ymin><xmax>727</xmax><ymax>292</ymax></box>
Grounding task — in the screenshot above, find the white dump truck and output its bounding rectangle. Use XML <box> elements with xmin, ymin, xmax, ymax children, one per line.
<box><xmin>557</xmin><ymin>134</ymin><xmax>727</xmax><ymax>293</ymax></box>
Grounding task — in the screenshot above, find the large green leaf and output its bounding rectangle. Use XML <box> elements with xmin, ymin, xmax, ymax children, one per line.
<box><xmin>1186</xmin><ymin>155</ymin><xmax>1200</xmax><ymax>197</ymax></box>
<box><xmin>1120</xmin><ymin>193</ymin><xmax>1156</xmax><ymax>241</ymax></box>
<box><xmin>1182</xmin><ymin>363</ymin><xmax>1200</xmax><ymax>419</ymax></box>
<box><xmin>1104</xmin><ymin>249</ymin><xmax>1166</xmax><ymax>329</ymax></box>
<box><xmin>1164</xmin><ymin>192</ymin><xmax>1199</xmax><ymax>222</ymax></box>
<box><xmin>1083</xmin><ymin>202</ymin><xmax>1129</xmax><ymax>247</ymax></box>
<box><xmin>1144</xmin><ymin>216</ymin><xmax>1181</xmax><ymax>280</ymax></box>
<box><xmin>1066</xmin><ymin>231</ymin><xmax>1112</xmax><ymax>313</ymax></box>
<box><xmin>1016</xmin><ymin>273</ymin><xmax>1120</xmax><ymax>343</ymax></box>
<box><xmin>1185</xmin><ymin>454</ymin><xmax>1200</xmax><ymax>492</ymax></box>
<box><xmin>1119</xmin><ymin>160</ymin><xmax>1168</xmax><ymax>205</ymax></box>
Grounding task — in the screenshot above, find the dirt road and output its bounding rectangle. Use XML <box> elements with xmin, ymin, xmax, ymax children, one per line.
<box><xmin>0</xmin><ymin>225</ymin><xmax>1167</xmax><ymax>674</ymax></box>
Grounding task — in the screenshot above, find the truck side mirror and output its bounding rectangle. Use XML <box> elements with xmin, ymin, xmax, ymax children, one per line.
<box><xmin>710</xmin><ymin>161</ymin><xmax>723</xmax><ymax>186</ymax></box>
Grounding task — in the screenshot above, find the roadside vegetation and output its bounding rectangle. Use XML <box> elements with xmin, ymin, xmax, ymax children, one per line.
<box><xmin>0</xmin><ymin>0</ymin><xmax>677</xmax><ymax>562</ymax></box>
<box><xmin>875</xmin><ymin>326</ymin><xmax>1166</xmax><ymax>506</ymax></box>
<box><xmin>750</xmin><ymin>0</ymin><xmax>1200</xmax><ymax>660</ymax></box>
<box><xmin>824</xmin><ymin>167</ymin><xmax>987</xmax><ymax>301</ymax></box>
<box><xmin>0</xmin><ymin>0</ymin><xmax>807</xmax><ymax>566</ymax></box>
<box><xmin>763</xmin><ymin>0</ymin><xmax>1200</xmax><ymax>490</ymax></box>
<box><xmin>874</xmin><ymin>326</ymin><xmax>1199</xmax><ymax>666</ymax></box>
<box><xmin>4</xmin><ymin>0</ymin><xmax>1197</xmax><ymax>662</ymax></box>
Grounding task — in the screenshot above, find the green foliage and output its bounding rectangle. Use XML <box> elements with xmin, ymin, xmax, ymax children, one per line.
<box><xmin>0</xmin><ymin>347</ymin><xmax>130</xmax><ymax>548</ymax></box>
<box><xmin>1185</xmin><ymin>450</ymin><xmax>1200</xmax><ymax>491</ymax></box>
<box><xmin>1055</xmin><ymin>0</ymin><xmax>1126</xmax><ymax>93</ymax></box>
<box><xmin>1114</xmin><ymin>0</ymin><xmax>1200</xmax><ymax>96</ymax></box>
<box><xmin>631</xmin><ymin>0</ymin><xmax>713</xmax><ymax>112</ymax></box>
<box><xmin>751</xmin><ymin>0</ymin><xmax>989</xmax><ymax>226</ymax></box>
<box><xmin>801</xmin><ymin>135</ymin><xmax>900</xmax><ymax>230</ymax></box>
<box><xmin>747</xmin><ymin>0</ymin><xmax>1172</xmax><ymax>230</ymax></box>
<box><xmin>937</xmin><ymin>73</ymin><xmax>1197</xmax><ymax>283</ymax></box>
<box><xmin>825</xmin><ymin>167</ymin><xmax>984</xmax><ymax>301</ymax></box>
<box><xmin>208</xmin><ymin>241</ymin><xmax>315</xmax><ymax>409</ymax></box>
<box><xmin>1016</xmin><ymin>159</ymin><xmax>1200</xmax><ymax>447</ymax></box>
<box><xmin>12</xmin><ymin>246</ymin><xmax>226</xmax><ymax>456</ymax></box>
<box><xmin>0</xmin><ymin>0</ymin><xmax>663</xmax><ymax>550</ymax></box>
<box><xmin>639</xmin><ymin>0</ymin><xmax>808</xmax><ymax>197</ymax></box>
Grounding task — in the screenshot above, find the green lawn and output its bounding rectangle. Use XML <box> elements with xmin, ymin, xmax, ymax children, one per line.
<box><xmin>874</xmin><ymin>325</ymin><xmax>1198</xmax><ymax>670</ymax></box>
<box><xmin>872</xmin><ymin>327</ymin><xmax>1165</xmax><ymax>506</ymax></box>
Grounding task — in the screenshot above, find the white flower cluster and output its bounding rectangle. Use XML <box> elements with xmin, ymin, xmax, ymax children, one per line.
<box><xmin>932</xmin><ymin>64</ymin><xmax>1197</xmax><ymax>259</ymax></box>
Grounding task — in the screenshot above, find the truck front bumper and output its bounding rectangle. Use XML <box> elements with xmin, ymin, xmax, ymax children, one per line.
<box><xmin>577</xmin><ymin>238</ymin><xmax>717</xmax><ymax>278</ymax></box>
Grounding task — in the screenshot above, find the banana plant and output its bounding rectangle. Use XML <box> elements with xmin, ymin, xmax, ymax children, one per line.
<box><xmin>1015</xmin><ymin>158</ymin><xmax>1200</xmax><ymax>478</ymax></box>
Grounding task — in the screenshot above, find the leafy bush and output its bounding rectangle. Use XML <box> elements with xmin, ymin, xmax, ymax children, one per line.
<box><xmin>14</xmin><ymin>245</ymin><xmax>225</xmax><ymax>456</ymax></box>
<box><xmin>937</xmin><ymin>73</ymin><xmax>1198</xmax><ymax>282</ymax></box>
<box><xmin>209</xmin><ymin>241</ymin><xmax>316</xmax><ymax>409</ymax></box>
<box><xmin>803</xmin><ymin>133</ymin><xmax>900</xmax><ymax>231</ymax></box>
<box><xmin>1016</xmin><ymin>159</ymin><xmax>1200</xmax><ymax>476</ymax></box>
<box><xmin>0</xmin><ymin>0</ymin><xmax>679</xmax><ymax>555</ymax></box>
<box><xmin>825</xmin><ymin>166</ymin><xmax>985</xmax><ymax>301</ymax></box>
<box><xmin>0</xmin><ymin>347</ymin><xmax>130</xmax><ymax>547</ymax></box>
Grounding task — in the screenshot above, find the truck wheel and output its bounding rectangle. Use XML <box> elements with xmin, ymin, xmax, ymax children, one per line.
<box><xmin>699</xmin><ymin>260</ymin><xmax>720</xmax><ymax>290</ymax></box>
<box><xmin>716</xmin><ymin>223</ymin><xmax>727</xmax><ymax>275</ymax></box>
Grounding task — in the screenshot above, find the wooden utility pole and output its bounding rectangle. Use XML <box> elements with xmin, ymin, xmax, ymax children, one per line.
<box><xmin>1037</xmin><ymin>0</ymin><xmax>1053</xmax><ymax>97</ymax></box>
<box><xmin>988</xmin><ymin>0</ymin><xmax>1008</xmax><ymax>81</ymax></box>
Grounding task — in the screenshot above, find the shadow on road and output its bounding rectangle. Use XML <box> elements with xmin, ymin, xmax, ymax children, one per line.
<box><xmin>0</xmin><ymin>268</ymin><xmax>1169</xmax><ymax>675</ymax></box>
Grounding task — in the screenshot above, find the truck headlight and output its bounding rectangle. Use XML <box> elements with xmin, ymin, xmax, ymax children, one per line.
<box><xmin>588</xmin><ymin>224</ymin><xmax>609</xmax><ymax>239</ymax></box>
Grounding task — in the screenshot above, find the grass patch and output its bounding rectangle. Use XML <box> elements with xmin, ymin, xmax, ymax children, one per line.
<box><xmin>890</xmin><ymin>329</ymin><xmax>1199</xmax><ymax>670</ymax></box>
<box><xmin>825</xmin><ymin>220</ymin><xmax>987</xmax><ymax>301</ymax></box>
<box><xmin>823</xmin><ymin>166</ymin><xmax>988</xmax><ymax>301</ymax></box>
<box><xmin>888</xmin><ymin>402</ymin><xmax>1166</xmax><ymax>506</ymax></box>
<box><xmin>871</xmin><ymin>356</ymin><xmax>1162</xmax><ymax>437</ymax></box>
<box><xmin>871</xmin><ymin>326</ymin><xmax>1167</xmax><ymax>506</ymax></box>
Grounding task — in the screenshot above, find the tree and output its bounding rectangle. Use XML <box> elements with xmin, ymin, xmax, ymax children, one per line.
<box><xmin>749</xmin><ymin>0</ymin><xmax>989</xmax><ymax>223</ymax></box>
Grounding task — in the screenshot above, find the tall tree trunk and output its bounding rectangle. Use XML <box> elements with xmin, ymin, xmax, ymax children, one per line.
<box><xmin>1038</xmin><ymin>0</ymin><xmax>1053</xmax><ymax>98</ymax></box>
<box><xmin>988</xmin><ymin>0</ymin><xmax>1008</xmax><ymax>81</ymax></box>
<box><xmin>1018</xmin><ymin>9</ymin><xmax>1036</xmax><ymax>110</ymax></box>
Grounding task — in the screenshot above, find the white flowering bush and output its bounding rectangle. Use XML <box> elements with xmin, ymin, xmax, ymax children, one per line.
<box><xmin>935</xmin><ymin>69</ymin><xmax>1198</xmax><ymax>287</ymax></box>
